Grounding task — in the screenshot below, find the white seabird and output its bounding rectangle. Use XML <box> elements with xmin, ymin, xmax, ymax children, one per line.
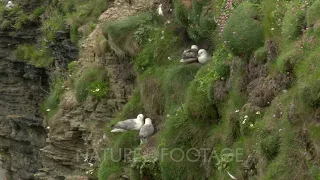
<box><xmin>6</xmin><ymin>1</ymin><xmax>14</xmax><ymax>9</ymax></box>
<box><xmin>180</xmin><ymin>45</ymin><xmax>199</xmax><ymax>63</ymax></box>
<box><xmin>139</xmin><ymin>118</ymin><xmax>155</xmax><ymax>144</ymax></box>
<box><xmin>198</xmin><ymin>49</ymin><xmax>211</xmax><ymax>64</ymax></box>
<box><xmin>157</xmin><ymin>4</ymin><xmax>163</xmax><ymax>16</ymax></box>
<box><xmin>111</xmin><ymin>114</ymin><xmax>144</xmax><ymax>132</ymax></box>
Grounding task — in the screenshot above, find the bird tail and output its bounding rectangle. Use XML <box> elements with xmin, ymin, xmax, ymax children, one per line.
<box><xmin>111</xmin><ymin>128</ymin><xmax>127</xmax><ymax>133</ymax></box>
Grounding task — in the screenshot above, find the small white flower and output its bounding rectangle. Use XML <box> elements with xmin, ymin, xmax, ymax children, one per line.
<box><xmin>95</xmin><ymin>88</ymin><xmax>100</xmax><ymax>92</ymax></box>
<box><xmin>250</xmin><ymin>124</ymin><xmax>254</xmax><ymax>127</ymax></box>
<box><xmin>85</xmin><ymin>171</ymin><xmax>89</xmax><ymax>175</ymax></box>
<box><xmin>256</xmin><ymin>111</ymin><xmax>261</xmax><ymax>115</ymax></box>
<box><xmin>161</xmin><ymin>36</ymin><xmax>164</xmax><ymax>39</ymax></box>
<box><xmin>235</xmin><ymin>110</ymin><xmax>239</xmax><ymax>113</ymax></box>
<box><xmin>148</xmin><ymin>38</ymin><xmax>152</xmax><ymax>42</ymax></box>
<box><xmin>273</xmin><ymin>114</ymin><xmax>276</xmax><ymax>118</ymax></box>
<box><xmin>166</xmin><ymin>114</ymin><xmax>170</xmax><ymax>117</ymax></box>
<box><xmin>61</xmin><ymin>86</ymin><xmax>64</xmax><ymax>88</ymax></box>
<box><xmin>242</xmin><ymin>119</ymin><xmax>246</xmax><ymax>124</ymax></box>
<box><xmin>271</xmin><ymin>28</ymin><xmax>275</xmax><ymax>30</ymax></box>
<box><xmin>168</xmin><ymin>57</ymin><xmax>171</xmax><ymax>60</ymax></box>
<box><xmin>89</xmin><ymin>163</ymin><xmax>93</xmax><ymax>167</ymax></box>
<box><xmin>161</xmin><ymin>30</ymin><xmax>164</xmax><ymax>34</ymax></box>
<box><xmin>279</xmin><ymin>129</ymin><xmax>282</xmax><ymax>132</ymax></box>
<box><xmin>46</xmin><ymin>126</ymin><xmax>50</xmax><ymax>130</ymax></box>
<box><xmin>283</xmin><ymin>89</ymin><xmax>288</xmax><ymax>93</ymax></box>
<box><xmin>69</xmin><ymin>75</ymin><xmax>72</xmax><ymax>77</ymax></box>
<box><xmin>244</xmin><ymin>115</ymin><xmax>248</xmax><ymax>119</ymax></box>
<box><xmin>46</xmin><ymin>109</ymin><xmax>51</xmax><ymax>112</ymax></box>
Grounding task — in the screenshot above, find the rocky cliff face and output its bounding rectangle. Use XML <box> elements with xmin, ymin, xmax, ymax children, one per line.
<box><xmin>0</xmin><ymin>25</ymin><xmax>48</xmax><ymax>179</ymax></box>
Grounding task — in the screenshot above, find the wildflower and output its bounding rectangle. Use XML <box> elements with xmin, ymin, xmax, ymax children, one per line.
<box><xmin>250</xmin><ymin>124</ymin><xmax>254</xmax><ymax>128</ymax></box>
<box><xmin>161</xmin><ymin>36</ymin><xmax>164</xmax><ymax>39</ymax></box>
<box><xmin>46</xmin><ymin>109</ymin><xmax>51</xmax><ymax>112</ymax></box>
<box><xmin>242</xmin><ymin>119</ymin><xmax>246</xmax><ymax>124</ymax></box>
<box><xmin>271</xmin><ymin>28</ymin><xmax>275</xmax><ymax>31</ymax></box>
<box><xmin>235</xmin><ymin>110</ymin><xmax>239</xmax><ymax>113</ymax></box>
<box><xmin>168</xmin><ymin>57</ymin><xmax>171</xmax><ymax>60</ymax></box>
<box><xmin>256</xmin><ymin>111</ymin><xmax>260</xmax><ymax>115</ymax></box>
<box><xmin>46</xmin><ymin>126</ymin><xmax>50</xmax><ymax>130</ymax></box>
<box><xmin>95</xmin><ymin>88</ymin><xmax>100</xmax><ymax>92</ymax></box>
<box><xmin>166</xmin><ymin>114</ymin><xmax>170</xmax><ymax>117</ymax></box>
<box><xmin>89</xmin><ymin>163</ymin><xmax>93</xmax><ymax>167</ymax></box>
<box><xmin>161</xmin><ymin>30</ymin><xmax>164</xmax><ymax>34</ymax></box>
<box><xmin>244</xmin><ymin>115</ymin><xmax>248</xmax><ymax>119</ymax></box>
<box><xmin>148</xmin><ymin>38</ymin><xmax>152</xmax><ymax>42</ymax></box>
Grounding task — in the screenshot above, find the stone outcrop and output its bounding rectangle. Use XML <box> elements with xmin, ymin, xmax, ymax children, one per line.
<box><xmin>0</xmin><ymin>29</ymin><xmax>48</xmax><ymax>180</ymax></box>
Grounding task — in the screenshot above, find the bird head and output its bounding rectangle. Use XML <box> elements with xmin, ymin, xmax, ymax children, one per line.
<box><xmin>145</xmin><ymin>118</ymin><xmax>152</xmax><ymax>125</ymax></box>
<box><xmin>191</xmin><ymin>45</ymin><xmax>198</xmax><ymax>50</ymax></box>
<box><xmin>198</xmin><ymin>49</ymin><xmax>207</xmax><ymax>57</ymax></box>
<box><xmin>137</xmin><ymin>114</ymin><xmax>144</xmax><ymax>120</ymax></box>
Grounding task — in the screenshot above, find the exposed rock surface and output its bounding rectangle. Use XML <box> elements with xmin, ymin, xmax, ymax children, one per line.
<box><xmin>0</xmin><ymin>28</ymin><xmax>48</xmax><ymax>179</ymax></box>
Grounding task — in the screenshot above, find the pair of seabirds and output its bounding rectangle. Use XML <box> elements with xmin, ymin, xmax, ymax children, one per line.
<box><xmin>180</xmin><ymin>45</ymin><xmax>211</xmax><ymax>65</ymax></box>
<box><xmin>110</xmin><ymin>114</ymin><xmax>154</xmax><ymax>144</ymax></box>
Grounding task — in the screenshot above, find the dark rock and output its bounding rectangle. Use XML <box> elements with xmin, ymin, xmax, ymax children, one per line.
<box><xmin>49</xmin><ymin>31</ymin><xmax>79</xmax><ymax>69</ymax></box>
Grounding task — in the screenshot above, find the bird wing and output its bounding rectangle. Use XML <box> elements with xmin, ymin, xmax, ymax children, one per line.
<box><xmin>112</xmin><ymin>119</ymin><xmax>136</xmax><ymax>130</ymax></box>
<box><xmin>180</xmin><ymin>57</ymin><xmax>198</xmax><ymax>64</ymax></box>
<box><xmin>182</xmin><ymin>52</ymin><xmax>197</xmax><ymax>59</ymax></box>
<box><xmin>139</xmin><ymin>124</ymin><xmax>155</xmax><ymax>138</ymax></box>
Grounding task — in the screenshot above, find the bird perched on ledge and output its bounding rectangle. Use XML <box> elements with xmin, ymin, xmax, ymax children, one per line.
<box><xmin>180</xmin><ymin>45</ymin><xmax>199</xmax><ymax>63</ymax></box>
<box><xmin>197</xmin><ymin>49</ymin><xmax>211</xmax><ymax>64</ymax></box>
<box><xmin>157</xmin><ymin>4</ymin><xmax>163</xmax><ymax>16</ymax></box>
<box><xmin>111</xmin><ymin>114</ymin><xmax>144</xmax><ymax>132</ymax></box>
<box><xmin>6</xmin><ymin>1</ymin><xmax>14</xmax><ymax>9</ymax></box>
<box><xmin>139</xmin><ymin>118</ymin><xmax>155</xmax><ymax>144</ymax></box>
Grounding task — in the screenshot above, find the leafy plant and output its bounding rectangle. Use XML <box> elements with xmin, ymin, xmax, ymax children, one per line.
<box><xmin>131</xmin><ymin>155</ymin><xmax>161</xmax><ymax>179</ymax></box>
<box><xmin>88</xmin><ymin>80</ymin><xmax>109</xmax><ymax>100</ymax></box>
<box><xmin>75</xmin><ymin>68</ymin><xmax>108</xmax><ymax>102</ymax></box>
<box><xmin>14</xmin><ymin>44</ymin><xmax>54</xmax><ymax>67</ymax></box>
<box><xmin>223</xmin><ymin>2</ymin><xmax>264</xmax><ymax>56</ymax></box>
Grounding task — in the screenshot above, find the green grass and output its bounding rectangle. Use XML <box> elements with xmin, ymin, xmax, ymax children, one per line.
<box><xmin>133</xmin><ymin>26</ymin><xmax>182</xmax><ymax>73</ymax></box>
<box><xmin>75</xmin><ymin>67</ymin><xmax>108</xmax><ymax>102</ymax></box>
<box><xmin>14</xmin><ymin>44</ymin><xmax>54</xmax><ymax>67</ymax></box>
<box><xmin>282</xmin><ymin>1</ymin><xmax>306</xmax><ymax>43</ymax></box>
<box><xmin>163</xmin><ymin>65</ymin><xmax>200</xmax><ymax>110</ymax></box>
<box><xmin>173</xmin><ymin>0</ymin><xmax>216</xmax><ymax>43</ymax></box>
<box><xmin>307</xmin><ymin>0</ymin><xmax>320</xmax><ymax>28</ymax></box>
<box><xmin>223</xmin><ymin>2</ymin><xmax>264</xmax><ymax>56</ymax></box>
<box><xmin>42</xmin><ymin>78</ymin><xmax>65</xmax><ymax>119</ymax></box>
<box><xmin>103</xmin><ymin>12</ymin><xmax>153</xmax><ymax>57</ymax></box>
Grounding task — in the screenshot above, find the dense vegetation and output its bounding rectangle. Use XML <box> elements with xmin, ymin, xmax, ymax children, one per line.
<box><xmin>98</xmin><ymin>0</ymin><xmax>320</xmax><ymax>179</ymax></box>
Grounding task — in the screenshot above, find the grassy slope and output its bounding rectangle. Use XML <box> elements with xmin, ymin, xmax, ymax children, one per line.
<box><xmin>98</xmin><ymin>0</ymin><xmax>320</xmax><ymax>179</ymax></box>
